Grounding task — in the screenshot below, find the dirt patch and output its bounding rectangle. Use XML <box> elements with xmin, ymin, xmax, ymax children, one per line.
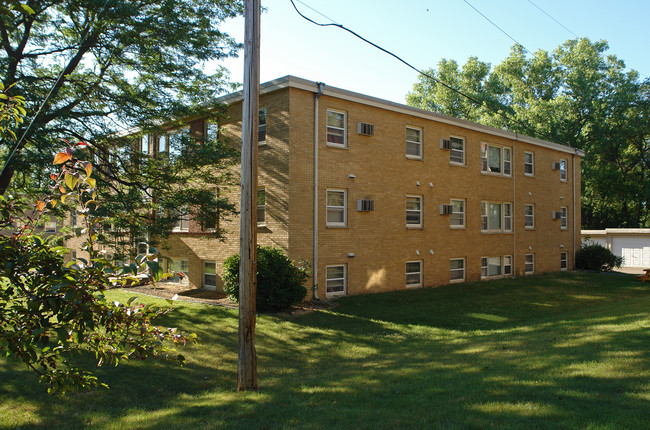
<box><xmin>120</xmin><ymin>282</ymin><xmax>337</xmax><ymax>314</ymax></box>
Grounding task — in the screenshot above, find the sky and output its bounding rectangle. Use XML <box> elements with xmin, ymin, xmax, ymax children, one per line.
<box><xmin>212</xmin><ymin>0</ymin><xmax>650</xmax><ymax>104</ymax></box>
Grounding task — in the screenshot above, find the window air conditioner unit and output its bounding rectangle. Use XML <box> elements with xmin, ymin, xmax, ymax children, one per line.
<box><xmin>439</xmin><ymin>204</ymin><xmax>453</xmax><ymax>215</ymax></box>
<box><xmin>357</xmin><ymin>199</ymin><xmax>375</xmax><ymax>212</ymax></box>
<box><xmin>357</xmin><ymin>122</ymin><xmax>374</xmax><ymax>136</ymax></box>
<box><xmin>552</xmin><ymin>162</ymin><xmax>561</xmax><ymax>170</ymax></box>
<box><xmin>439</xmin><ymin>139</ymin><xmax>452</xmax><ymax>150</ymax></box>
<box><xmin>552</xmin><ymin>211</ymin><xmax>563</xmax><ymax>219</ymax></box>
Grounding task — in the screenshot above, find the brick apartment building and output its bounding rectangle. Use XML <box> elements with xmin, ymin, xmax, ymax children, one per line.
<box><xmin>78</xmin><ymin>76</ymin><xmax>582</xmax><ymax>298</ymax></box>
<box><xmin>152</xmin><ymin>76</ymin><xmax>584</xmax><ymax>298</ymax></box>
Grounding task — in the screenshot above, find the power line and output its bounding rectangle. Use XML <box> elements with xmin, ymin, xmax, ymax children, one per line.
<box><xmin>288</xmin><ymin>0</ymin><xmax>570</xmax><ymax>147</ymax></box>
<box><xmin>526</xmin><ymin>0</ymin><xmax>578</xmax><ymax>38</ymax></box>
<box><xmin>461</xmin><ymin>0</ymin><xmax>531</xmax><ymax>54</ymax></box>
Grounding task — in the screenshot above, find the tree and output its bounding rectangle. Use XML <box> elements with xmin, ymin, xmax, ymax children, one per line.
<box><xmin>0</xmin><ymin>143</ymin><xmax>196</xmax><ymax>394</ymax></box>
<box><xmin>0</xmin><ymin>0</ymin><xmax>244</xmax><ymax>255</ymax></box>
<box><xmin>407</xmin><ymin>39</ymin><xmax>650</xmax><ymax>229</ymax></box>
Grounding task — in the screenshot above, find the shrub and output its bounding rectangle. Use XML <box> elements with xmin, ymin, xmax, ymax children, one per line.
<box><xmin>575</xmin><ymin>244</ymin><xmax>623</xmax><ymax>272</ymax></box>
<box><xmin>223</xmin><ymin>246</ymin><xmax>310</xmax><ymax>311</ymax></box>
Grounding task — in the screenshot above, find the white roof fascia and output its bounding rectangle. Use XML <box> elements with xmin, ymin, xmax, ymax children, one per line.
<box><xmin>217</xmin><ymin>75</ymin><xmax>585</xmax><ymax>157</ymax></box>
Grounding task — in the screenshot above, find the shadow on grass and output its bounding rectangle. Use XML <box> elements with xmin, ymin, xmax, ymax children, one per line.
<box><xmin>1</xmin><ymin>272</ymin><xmax>648</xmax><ymax>429</ymax></box>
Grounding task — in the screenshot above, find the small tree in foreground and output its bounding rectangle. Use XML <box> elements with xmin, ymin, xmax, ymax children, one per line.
<box><xmin>575</xmin><ymin>244</ymin><xmax>623</xmax><ymax>272</ymax></box>
<box><xmin>223</xmin><ymin>246</ymin><xmax>309</xmax><ymax>311</ymax></box>
<box><xmin>0</xmin><ymin>144</ymin><xmax>196</xmax><ymax>394</ymax></box>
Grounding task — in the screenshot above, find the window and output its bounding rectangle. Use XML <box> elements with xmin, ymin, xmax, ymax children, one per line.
<box><xmin>450</xmin><ymin>199</ymin><xmax>465</xmax><ymax>228</ymax></box>
<box><xmin>560</xmin><ymin>207</ymin><xmax>568</xmax><ymax>229</ymax></box>
<box><xmin>406</xmin><ymin>261</ymin><xmax>422</xmax><ymax>288</ymax></box>
<box><xmin>503</xmin><ymin>203</ymin><xmax>512</xmax><ymax>231</ymax></box>
<box><xmin>202</xmin><ymin>187</ymin><xmax>220</xmax><ymax>231</ymax></box>
<box><xmin>524</xmin><ymin>152</ymin><xmax>534</xmax><ymax>176</ymax></box>
<box><xmin>481</xmin><ymin>201</ymin><xmax>512</xmax><ymax>232</ymax></box>
<box><xmin>204</xmin><ymin>260</ymin><xmax>217</xmax><ymax>288</ymax></box>
<box><xmin>205</xmin><ymin>120</ymin><xmax>218</xmax><ymax>141</ymax></box>
<box><xmin>167</xmin><ymin>127</ymin><xmax>190</xmax><ymax>157</ymax></box>
<box><xmin>44</xmin><ymin>220</ymin><xmax>57</xmax><ymax>233</ymax></box>
<box><xmin>258</xmin><ymin>108</ymin><xmax>267</xmax><ymax>144</ymax></box>
<box><xmin>140</xmin><ymin>135</ymin><xmax>150</xmax><ymax>155</ymax></box>
<box><xmin>525</xmin><ymin>254</ymin><xmax>534</xmax><ymax>274</ymax></box>
<box><xmin>450</xmin><ymin>136</ymin><xmax>464</xmax><ymax>164</ymax></box>
<box><xmin>504</xmin><ymin>256</ymin><xmax>512</xmax><ymax>275</ymax></box>
<box><xmin>406</xmin><ymin>195</ymin><xmax>422</xmax><ymax>228</ymax></box>
<box><xmin>450</xmin><ymin>258</ymin><xmax>465</xmax><ymax>282</ymax></box>
<box><xmin>559</xmin><ymin>159</ymin><xmax>567</xmax><ymax>181</ymax></box>
<box><xmin>326</xmin><ymin>110</ymin><xmax>346</xmax><ymax>147</ymax></box>
<box><xmin>561</xmin><ymin>252</ymin><xmax>568</xmax><ymax>270</ymax></box>
<box><xmin>71</xmin><ymin>211</ymin><xmax>77</xmax><ymax>227</ymax></box>
<box><xmin>257</xmin><ymin>188</ymin><xmax>266</xmax><ymax>227</ymax></box>
<box><xmin>406</xmin><ymin>127</ymin><xmax>422</xmax><ymax>159</ymax></box>
<box><xmin>166</xmin><ymin>258</ymin><xmax>189</xmax><ymax>282</ymax></box>
<box><xmin>525</xmin><ymin>204</ymin><xmax>535</xmax><ymax>229</ymax></box>
<box><xmin>158</xmin><ymin>134</ymin><xmax>167</xmax><ymax>154</ymax></box>
<box><xmin>503</xmin><ymin>147</ymin><xmax>511</xmax><ymax>176</ymax></box>
<box><xmin>481</xmin><ymin>256</ymin><xmax>502</xmax><ymax>278</ymax></box>
<box><xmin>172</xmin><ymin>207</ymin><xmax>189</xmax><ymax>232</ymax></box>
<box><xmin>326</xmin><ymin>265</ymin><xmax>346</xmax><ymax>297</ymax></box>
<box><xmin>326</xmin><ymin>189</ymin><xmax>346</xmax><ymax>227</ymax></box>
<box><xmin>481</xmin><ymin>143</ymin><xmax>512</xmax><ymax>176</ymax></box>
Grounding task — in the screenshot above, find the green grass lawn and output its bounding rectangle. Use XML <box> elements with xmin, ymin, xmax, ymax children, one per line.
<box><xmin>1</xmin><ymin>271</ymin><xmax>649</xmax><ymax>429</ymax></box>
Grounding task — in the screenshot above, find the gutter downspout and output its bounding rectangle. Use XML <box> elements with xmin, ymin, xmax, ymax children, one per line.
<box><xmin>572</xmin><ymin>150</ymin><xmax>577</xmax><ymax>268</ymax></box>
<box><xmin>313</xmin><ymin>82</ymin><xmax>324</xmax><ymax>300</ymax></box>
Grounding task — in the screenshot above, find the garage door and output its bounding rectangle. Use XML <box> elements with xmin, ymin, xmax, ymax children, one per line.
<box><xmin>612</xmin><ymin>237</ymin><xmax>650</xmax><ymax>268</ymax></box>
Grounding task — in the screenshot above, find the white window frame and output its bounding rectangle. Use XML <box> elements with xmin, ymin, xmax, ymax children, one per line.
<box><xmin>524</xmin><ymin>152</ymin><xmax>534</xmax><ymax>176</ymax></box>
<box><xmin>258</xmin><ymin>108</ymin><xmax>267</xmax><ymax>145</ymax></box>
<box><xmin>326</xmin><ymin>189</ymin><xmax>347</xmax><ymax>227</ymax></box>
<box><xmin>450</xmin><ymin>199</ymin><xmax>465</xmax><ymax>228</ymax></box>
<box><xmin>326</xmin><ymin>110</ymin><xmax>346</xmax><ymax>148</ymax></box>
<box><xmin>503</xmin><ymin>255</ymin><xmax>512</xmax><ymax>276</ymax></box>
<box><xmin>560</xmin><ymin>252</ymin><xmax>568</xmax><ymax>270</ymax></box>
<box><xmin>525</xmin><ymin>204</ymin><xmax>535</xmax><ymax>229</ymax></box>
<box><xmin>205</xmin><ymin>120</ymin><xmax>218</xmax><ymax>142</ymax></box>
<box><xmin>450</xmin><ymin>258</ymin><xmax>465</xmax><ymax>283</ymax></box>
<box><xmin>525</xmin><ymin>254</ymin><xmax>535</xmax><ymax>275</ymax></box>
<box><xmin>257</xmin><ymin>188</ymin><xmax>266</xmax><ymax>227</ymax></box>
<box><xmin>167</xmin><ymin>126</ymin><xmax>190</xmax><ymax>158</ymax></box>
<box><xmin>481</xmin><ymin>201</ymin><xmax>512</xmax><ymax>232</ymax></box>
<box><xmin>172</xmin><ymin>207</ymin><xmax>189</xmax><ymax>232</ymax></box>
<box><xmin>140</xmin><ymin>135</ymin><xmax>150</xmax><ymax>155</ymax></box>
<box><xmin>326</xmin><ymin>264</ymin><xmax>347</xmax><ymax>297</ymax></box>
<box><xmin>449</xmin><ymin>136</ymin><xmax>465</xmax><ymax>165</ymax></box>
<box><xmin>481</xmin><ymin>256</ymin><xmax>503</xmax><ymax>278</ymax></box>
<box><xmin>406</xmin><ymin>260</ymin><xmax>422</xmax><ymax>288</ymax></box>
<box><xmin>204</xmin><ymin>260</ymin><xmax>217</xmax><ymax>289</ymax></box>
<box><xmin>406</xmin><ymin>126</ymin><xmax>422</xmax><ymax>159</ymax></box>
<box><xmin>559</xmin><ymin>159</ymin><xmax>567</xmax><ymax>181</ymax></box>
<box><xmin>406</xmin><ymin>195</ymin><xmax>422</xmax><ymax>228</ymax></box>
<box><xmin>560</xmin><ymin>207</ymin><xmax>568</xmax><ymax>229</ymax></box>
<box><xmin>481</xmin><ymin>143</ymin><xmax>512</xmax><ymax>176</ymax></box>
<box><xmin>44</xmin><ymin>220</ymin><xmax>57</xmax><ymax>233</ymax></box>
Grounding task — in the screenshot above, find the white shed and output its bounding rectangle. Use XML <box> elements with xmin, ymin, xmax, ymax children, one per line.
<box><xmin>581</xmin><ymin>229</ymin><xmax>650</xmax><ymax>268</ymax></box>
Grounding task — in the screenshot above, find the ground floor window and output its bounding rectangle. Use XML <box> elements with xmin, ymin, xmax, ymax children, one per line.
<box><xmin>525</xmin><ymin>254</ymin><xmax>535</xmax><ymax>274</ymax></box>
<box><xmin>326</xmin><ymin>265</ymin><xmax>346</xmax><ymax>297</ymax></box>
<box><xmin>204</xmin><ymin>260</ymin><xmax>217</xmax><ymax>288</ymax></box>
<box><xmin>406</xmin><ymin>261</ymin><xmax>422</xmax><ymax>287</ymax></box>
<box><xmin>166</xmin><ymin>258</ymin><xmax>189</xmax><ymax>282</ymax></box>
<box><xmin>560</xmin><ymin>252</ymin><xmax>568</xmax><ymax>270</ymax></box>
<box><xmin>480</xmin><ymin>255</ymin><xmax>513</xmax><ymax>278</ymax></box>
<box><xmin>450</xmin><ymin>258</ymin><xmax>465</xmax><ymax>282</ymax></box>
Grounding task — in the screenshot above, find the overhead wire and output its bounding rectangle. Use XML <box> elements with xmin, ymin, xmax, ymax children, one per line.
<box><xmin>526</xmin><ymin>0</ymin><xmax>578</xmax><ymax>38</ymax></box>
<box><xmin>288</xmin><ymin>0</ymin><xmax>571</xmax><ymax>147</ymax></box>
<box><xmin>461</xmin><ymin>0</ymin><xmax>531</xmax><ymax>54</ymax></box>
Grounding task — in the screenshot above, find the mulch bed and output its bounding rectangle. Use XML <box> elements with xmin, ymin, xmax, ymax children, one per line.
<box><xmin>121</xmin><ymin>282</ymin><xmax>337</xmax><ymax>315</ymax></box>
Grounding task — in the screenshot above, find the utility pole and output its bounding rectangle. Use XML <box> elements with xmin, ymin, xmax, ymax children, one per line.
<box><xmin>237</xmin><ymin>0</ymin><xmax>260</xmax><ymax>391</ymax></box>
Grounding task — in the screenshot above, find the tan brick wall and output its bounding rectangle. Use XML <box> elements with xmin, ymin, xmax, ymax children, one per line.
<box><xmin>285</xmin><ymin>87</ymin><xmax>583</xmax><ymax>297</ymax></box>
<box><xmin>72</xmin><ymin>81</ymin><xmax>582</xmax><ymax>298</ymax></box>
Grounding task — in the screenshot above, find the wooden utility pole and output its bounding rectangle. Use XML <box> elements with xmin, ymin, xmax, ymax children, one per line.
<box><xmin>237</xmin><ymin>0</ymin><xmax>260</xmax><ymax>391</ymax></box>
